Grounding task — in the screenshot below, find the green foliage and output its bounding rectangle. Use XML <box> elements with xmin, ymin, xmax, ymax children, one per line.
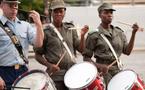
<box><xmin>64</xmin><ymin>0</ymin><xmax>87</xmax><ymax>6</ymax></box>
<box><xmin>19</xmin><ymin>0</ymin><xmax>44</xmax><ymax>14</ymax></box>
<box><xmin>18</xmin><ymin>0</ymin><xmax>45</xmax><ymax>21</ymax></box>
<box><xmin>17</xmin><ymin>0</ymin><xmax>87</xmax><ymax>21</ymax></box>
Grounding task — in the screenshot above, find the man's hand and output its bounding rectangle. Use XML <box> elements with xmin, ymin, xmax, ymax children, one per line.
<box><xmin>29</xmin><ymin>10</ymin><xmax>42</xmax><ymax>26</ymax></box>
<box><xmin>96</xmin><ymin>63</ymin><xmax>108</xmax><ymax>75</ymax></box>
<box><xmin>81</xmin><ymin>25</ymin><xmax>89</xmax><ymax>36</ymax></box>
<box><xmin>132</xmin><ymin>23</ymin><xmax>140</xmax><ymax>33</ymax></box>
<box><xmin>46</xmin><ymin>64</ymin><xmax>60</xmax><ymax>75</ymax></box>
<box><xmin>0</xmin><ymin>77</ymin><xmax>5</xmax><ymax>90</ymax></box>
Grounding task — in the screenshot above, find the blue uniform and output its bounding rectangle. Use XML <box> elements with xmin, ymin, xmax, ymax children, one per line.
<box><xmin>0</xmin><ymin>15</ymin><xmax>36</xmax><ymax>89</ymax></box>
<box><xmin>0</xmin><ymin>15</ymin><xmax>36</xmax><ymax>66</ymax></box>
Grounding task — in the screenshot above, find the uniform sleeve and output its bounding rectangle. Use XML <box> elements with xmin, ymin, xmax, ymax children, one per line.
<box><xmin>121</xmin><ymin>32</ymin><xmax>128</xmax><ymax>54</ymax></box>
<box><xmin>83</xmin><ymin>34</ymin><xmax>96</xmax><ymax>58</ymax></box>
<box><xmin>115</xmin><ymin>26</ymin><xmax>128</xmax><ymax>55</ymax></box>
<box><xmin>72</xmin><ymin>29</ymin><xmax>80</xmax><ymax>52</ymax></box>
<box><xmin>27</xmin><ymin>23</ymin><xmax>36</xmax><ymax>45</ymax></box>
<box><xmin>33</xmin><ymin>30</ymin><xmax>48</xmax><ymax>55</ymax></box>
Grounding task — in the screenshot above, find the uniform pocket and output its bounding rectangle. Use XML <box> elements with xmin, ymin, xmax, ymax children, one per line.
<box><xmin>0</xmin><ymin>34</ymin><xmax>10</xmax><ymax>40</ymax></box>
<box><xmin>17</xmin><ymin>32</ymin><xmax>27</xmax><ymax>44</ymax></box>
<box><xmin>19</xmin><ymin>32</ymin><xmax>27</xmax><ymax>39</ymax></box>
<box><xmin>0</xmin><ymin>35</ymin><xmax>10</xmax><ymax>46</ymax></box>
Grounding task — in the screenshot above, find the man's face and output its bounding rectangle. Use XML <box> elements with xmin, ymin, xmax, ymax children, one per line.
<box><xmin>99</xmin><ymin>10</ymin><xmax>114</xmax><ymax>24</ymax></box>
<box><xmin>1</xmin><ymin>2</ymin><xmax>18</xmax><ymax>20</ymax></box>
<box><xmin>52</xmin><ymin>8</ymin><xmax>65</xmax><ymax>23</ymax></box>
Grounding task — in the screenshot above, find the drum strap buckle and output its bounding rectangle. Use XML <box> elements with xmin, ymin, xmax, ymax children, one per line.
<box><xmin>14</xmin><ymin>64</ymin><xmax>20</xmax><ymax>70</ymax></box>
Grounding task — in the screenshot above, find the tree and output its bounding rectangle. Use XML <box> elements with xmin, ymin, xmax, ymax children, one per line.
<box><xmin>18</xmin><ymin>0</ymin><xmax>44</xmax><ymax>21</ymax></box>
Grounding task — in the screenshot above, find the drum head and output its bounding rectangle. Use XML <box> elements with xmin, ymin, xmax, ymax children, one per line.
<box><xmin>64</xmin><ymin>62</ymin><xmax>98</xmax><ymax>89</ymax></box>
<box><xmin>108</xmin><ymin>70</ymin><xmax>137</xmax><ymax>90</ymax></box>
<box><xmin>12</xmin><ymin>70</ymin><xmax>56</xmax><ymax>90</ymax></box>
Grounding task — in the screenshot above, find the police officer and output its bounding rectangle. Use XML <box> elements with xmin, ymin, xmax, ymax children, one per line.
<box><xmin>0</xmin><ymin>0</ymin><xmax>44</xmax><ymax>89</ymax></box>
<box><xmin>34</xmin><ymin>0</ymin><xmax>88</xmax><ymax>90</ymax></box>
<box><xmin>83</xmin><ymin>3</ymin><xmax>139</xmax><ymax>86</ymax></box>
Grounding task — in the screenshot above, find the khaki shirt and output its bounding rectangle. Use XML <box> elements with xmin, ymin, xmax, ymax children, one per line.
<box><xmin>83</xmin><ymin>25</ymin><xmax>128</xmax><ymax>63</ymax></box>
<box><xmin>35</xmin><ymin>22</ymin><xmax>80</xmax><ymax>70</ymax></box>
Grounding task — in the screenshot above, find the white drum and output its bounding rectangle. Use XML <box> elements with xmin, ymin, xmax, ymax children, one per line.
<box><xmin>64</xmin><ymin>61</ymin><xmax>105</xmax><ymax>90</ymax></box>
<box><xmin>11</xmin><ymin>69</ymin><xmax>56</xmax><ymax>90</ymax></box>
<box><xmin>108</xmin><ymin>70</ymin><xmax>145</xmax><ymax>90</ymax></box>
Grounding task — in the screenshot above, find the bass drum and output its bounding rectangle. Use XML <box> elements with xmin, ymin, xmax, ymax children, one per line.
<box><xmin>12</xmin><ymin>69</ymin><xmax>57</xmax><ymax>90</ymax></box>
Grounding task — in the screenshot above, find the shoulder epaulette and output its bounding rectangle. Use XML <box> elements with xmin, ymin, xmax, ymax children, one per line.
<box><xmin>88</xmin><ymin>29</ymin><xmax>99</xmax><ymax>35</ymax></box>
<box><xmin>43</xmin><ymin>24</ymin><xmax>53</xmax><ymax>32</ymax></box>
<box><xmin>64</xmin><ymin>21</ymin><xmax>74</xmax><ymax>28</ymax></box>
<box><xmin>115</xmin><ymin>26</ymin><xmax>124</xmax><ymax>32</ymax></box>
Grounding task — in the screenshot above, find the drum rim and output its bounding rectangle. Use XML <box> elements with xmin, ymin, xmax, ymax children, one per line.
<box><xmin>64</xmin><ymin>61</ymin><xmax>98</xmax><ymax>89</ymax></box>
<box><xmin>107</xmin><ymin>69</ymin><xmax>138</xmax><ymax>90</ymax></box>
<box><xmin>12</xmin><ymin>69</ymin><xmax>48</xmax><ymax>88</ymax></box>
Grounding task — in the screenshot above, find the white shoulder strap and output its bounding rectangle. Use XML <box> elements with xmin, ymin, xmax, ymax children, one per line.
<box><xmin>100</xmin><ymin>32</ymin><xmax>123</xmax><ymax>70</ymax></box>
<box><xmin>49</xmin><ymin>23</ymin><xmax>76</xmax><ymax>63</ymax></box>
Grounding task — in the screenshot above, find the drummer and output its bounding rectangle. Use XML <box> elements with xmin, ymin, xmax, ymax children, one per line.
<box><xmin>83</xmin><ymin>2</ymin><xmax>140</xmax><ymax>86</ymax></box>
<box><xmin>34</xmin><ymin>0</ymin><xmax>89</xmax><ymax>90</ymax></box>
<box><xmin>0</xmin><ymin>0</ymin><xmax>44</xmax><ymax>89</ymax></box>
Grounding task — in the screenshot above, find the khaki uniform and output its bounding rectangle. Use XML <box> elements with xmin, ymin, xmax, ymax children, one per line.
<box><xmin>83</xmin><ymin>25</ymin><xmax>128</xmax><ymax>85</ymax></box>
<box><xmin>34</xmin><ymin>22</ymin><xmax>80</xmax><ymax>81</ymax></box>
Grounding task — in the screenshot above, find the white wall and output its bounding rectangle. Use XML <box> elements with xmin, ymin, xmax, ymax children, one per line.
<box><xmin>64</xmin><ymin>5</ymin><xmax>145</xmax><ymax>49</ymax></box>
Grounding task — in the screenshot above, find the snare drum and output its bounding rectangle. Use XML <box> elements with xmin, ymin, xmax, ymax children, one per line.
<box><xmin>64</xmin><ymin>61</ymin><xmax>105</xmax><ymax>90</ymax></box>
<box><xmin>108</xmin><ymin>69</ymin><xmax>145</xmax><ymax>90</ymax></box>
<box><xmin>11</xmin><ymin>69</ymin><xmax>56</xmax><ymax>90</ymax></box>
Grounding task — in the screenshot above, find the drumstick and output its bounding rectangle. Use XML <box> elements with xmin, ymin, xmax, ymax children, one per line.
<box><xmin>5</xmin><ymin>86</ymin><xmax>30</xmax><ymax>90</ymax></box>
<box><xmin>56</xmin><ymin>51</ymin><xmax>67</xmax><ymax>66</ymax></box>
<box><xmin>117</xmin><ymin>21</ymin><xmax>144</xmax><ymax>31</ymax></box>
<box><xmin>117</xmin><ymin>21</ymin><xmax>132</xmax><ymax>27</ymax></box>
<box><xmin>107</xmin><ymin>60</ymin><xmax>117</xmax><ymax>69</ymax></box>
<box><xmin>98</xmin><ymin>60</ymin><xmax>117</xmax><ymax>76</ymax></box>
<box><xmin>50</xmin><ymin>51</ymin><xmax>67</xmax><ymax>76</ymax></box>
